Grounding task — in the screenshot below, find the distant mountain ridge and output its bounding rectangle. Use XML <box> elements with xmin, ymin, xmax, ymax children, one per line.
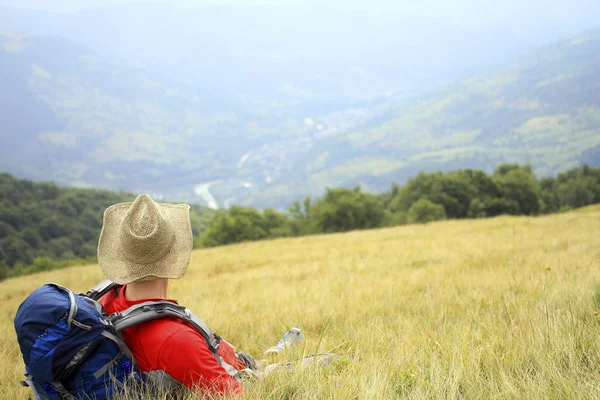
<box><xmin>271</xmin><ymin>27</ymin><xmax>600</xmax><ymax>204</ymax></box>
<box><xmin>3</xmin><ymin>3</ymin><xmax>582</xmax><ymax>102</ymax></box>
<box><xmin>0</xmin><ymin>27</ymin><xmax>599</xmax><ymax>208</ymax></box>
<box><xmin>0</xmin><ymin>30</ymin><xmax>392</xmax><ymax>207</ymax></box>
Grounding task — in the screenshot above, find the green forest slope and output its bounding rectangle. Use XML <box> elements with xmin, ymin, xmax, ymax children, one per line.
<box><xmin>2</xmin><ymin>163</ymin><xmax>599</xmax><ymax>277</ymax></box>
<box><xmin>0</xmin><ymin>173</ymin><xmax>212</xmax><ymax>275</ymax></box>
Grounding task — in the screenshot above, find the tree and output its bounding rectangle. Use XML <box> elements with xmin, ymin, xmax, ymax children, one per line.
<box><xmin>539</xmin><ymin>177</ymin><xmax>559</xmax><ymax>213</ymax></box>
<box><xmin>288</xmin><ymin>197</ymin><xmax>311</xmax><ymax>219</ymax></box>
<box><xmin>0</xmin><ymin>221</ymin><xmax>16</xmax><ymax>240</ymax></box>
<box><xmin>47</xmin><ymin>237</ymin><xmax>73</xmax><ymax>258</ymax></box>
<box><xmin>0</xmin><ymin>236</ymin><xmax>33</xmax><ymax>266</ymax></box>
<box><xmin>454</xmin><ymin>169</ymin><xmax>501</xmax><ymax>198</ymax></box>
<box><xmin>556</xmin><ymin>178</ymin><xmax>595</xmax><ymax>209</ymax></box>
<box><xmin>388</xmin><ymin>172</ymin><xmax>476</xmax><ymax>218</ymax></box>
<box><xmin>310</xmin><ymin>187</ymin><xmax>385</xmax><ymax>233</ymax></box>
<box><xmin>36</xmin><ymin>182</ymin><xmax>60</xmax><ymax>201</ymax></box>
<box><xmin>388</xmin><ymin>172</ymin><xmax>438</xmax><ymax>213</ymax></box>
<box><xmin>380</xmin><ymin>183</ymin><xmax>400</xmax><ymax>208</ymax></box>
<box><xmin>21</xmin><ymin>228</ymin><xmax>42</xmax><ymax>247</ymax></box>
<box><xmin>467</xmin><ymin>196</ymin><xmax>513</xmax><ymax>218</ymax></box>
<box><xmin>262</xmin><ymin>208</ymin><xmax>293</xmax><ymax>238</ymax></box>
<box><xmin>79</xmin><ymin>242</ymin><xmax>97</xmax><ymax>258</ymax></box>
<box><xmin>408</xmin><ymin>198</ymin><xmax>447</xmax><ymax>223</ymax></box>
<box><xmin>287</xmin><ymin>197</ymin><xmax>314</xmax><ymax>235</ymax></box>
<box><xmin>467</xmin><ymin>198</ymin><xmax>488</xmax><ymax>218</ymax></box>
<box><xmin>0</xmin><ymin>261</ymin><xmax>9</xmax><ymax>281</ymax></box>
<box><xmin>38</xmin><ymin>217</ymin><xmax>68</xmax><ymax>240</ymax></box>
<box><xmin>28</xmin><ymin>257</ymin><xmax>57</xmax><ymax>273</ymax></box>
<box><xmin>493</xmin><ymin>164</ymin><xmax>541</xmax><ymax>215</ymax></box>
<box><xmin>382</xmin><ymin>210</ymin><xmax>409</xmax><ymax>227</ymax></box>
<box><xmin>69</xmin><ymin>231</ymin><xmax>86</xmax><ymax>252</ymax></box>
<box><xmin>0</xmin><ymin>203</ymin><xmax>22</xmax><ymax>229</ymax></box>
<box><xmin>200</xmin><ymin>207</ymin><xmax>269</xmax><ymax>247</ymax></box>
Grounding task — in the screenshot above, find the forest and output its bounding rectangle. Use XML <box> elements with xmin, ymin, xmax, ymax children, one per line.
<box><xmin>0</xmin><ymin>164</ymin><xmax>598</xmax><ymax>281</ymax></box>
<box><xmin>0</xmin><ymin>174</ymin><xmax>211</xmax><ymax>279</ymax></box>
<box><xmin>199</xmin><ymin>164</ymin><xmax>599</xmax><ymax>246</ymax></box>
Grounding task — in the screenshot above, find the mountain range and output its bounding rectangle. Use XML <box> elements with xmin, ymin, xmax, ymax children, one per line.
<box><xmin>0</xmin><ymin>5</ymin><xmax>599</xmax><ymax>208</ymax></box>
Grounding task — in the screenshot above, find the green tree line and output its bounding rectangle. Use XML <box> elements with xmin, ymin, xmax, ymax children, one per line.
<box><xmin>1</xmin><ymin>165</ymin><xmax>598</xmax><ymax>281</ymax></box>
<box><xmin>197</xmin><ymin>164</ymin><xmax>600</xmax><ymax>247</ymax></box>
<box><xmin>0</xmin><ymin>173</ymin><xmax>211</xmax><ymax>280</ymax></box>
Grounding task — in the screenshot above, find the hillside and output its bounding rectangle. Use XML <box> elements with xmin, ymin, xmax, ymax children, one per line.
<box><xmin>1</xmin><ymin>28</ymin><xmax>599</xmax><ymax>209</ymax></box>
<box><xmin>3</xmin><ymin>163</ymin><xmax>599</xmax><ymax>277</ymax></box>
<box><xmin>0</xmin><ymin>32</ymin><xmax>282</xmax><ymax>195</ymax></box>
<box><xmin>0</xmin><ymin>30</ymin><xmax>388</xmax><ymax>208</ymax></box>
<box><xmin>275</xmin><ymin>28</ymin><xmax>600</xmax><ymax>203</ymax></box>
<box><xmin>0</xmin><ymin>173</ymin><xmax>212</xmax><ymax>272</ymax></box>
<box><xmin>1</xmin><ymin>207</ymin><xmax>600</xmax><ymax>399</ymax></box>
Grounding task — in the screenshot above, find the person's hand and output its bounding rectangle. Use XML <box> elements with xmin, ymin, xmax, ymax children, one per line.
<box><xmin>237</xmin><ymin>352</ymin><xmax>257</xmax><ymax>370</ymax></box>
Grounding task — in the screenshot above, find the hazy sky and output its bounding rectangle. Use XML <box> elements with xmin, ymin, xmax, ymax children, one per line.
<box><xmin>2</xmin><ymin>0</ymin><xmax>600</xmax><ymax>28</ymax></box>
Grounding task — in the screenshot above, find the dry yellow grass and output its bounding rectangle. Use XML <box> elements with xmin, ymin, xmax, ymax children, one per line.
<box><xmin>2</xmin><ymin>206</ymin><xmax>600</xmax><ymax>399</ymax></box>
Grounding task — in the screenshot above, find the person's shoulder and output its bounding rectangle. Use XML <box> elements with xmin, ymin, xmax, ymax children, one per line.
<box><xmin>147</xmin><ymin>318</ymin><xmax>206</xmax><ymax>346</ymax></box>
<box><xmin>162</xmin><ymin>319</ymin><xmax>207</xmax><ymax>343</ymax></box>
<box><xmin>155</xmin><ymin>319</ymin><xmax>215</xmax><ymax>364</ymax></box>
<box><xmin>99</xmin><ymin>288</ymin><xmax>118</xmax><ymax>311</ymax></box>
<box><xmin>134</xmin><ymin>318</ymin><xmax>208</xmax><ymax>363</ymax></box>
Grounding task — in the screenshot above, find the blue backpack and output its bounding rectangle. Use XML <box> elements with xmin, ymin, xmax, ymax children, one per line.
<box><xmin>14</xmin><ymin>281</ymin><xmax>222</xmax><ymax>400</ymax></box>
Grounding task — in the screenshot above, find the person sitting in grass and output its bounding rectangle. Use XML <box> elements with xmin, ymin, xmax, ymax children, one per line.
<box><xmin>97</xmin><ymin>193</ymin><xmax>255</xmax><ymax>397</ymax></box>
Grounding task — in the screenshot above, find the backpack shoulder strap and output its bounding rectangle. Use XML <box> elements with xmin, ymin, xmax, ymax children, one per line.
<box><xmin>108</xmin><ymin>301</ymin><xmax>222</xmax><ymax>359</ymax></box>
<box><xmin>86</xmin><ymin>280</ymin><xmax>121</xmax><ymax>301</ymax></box>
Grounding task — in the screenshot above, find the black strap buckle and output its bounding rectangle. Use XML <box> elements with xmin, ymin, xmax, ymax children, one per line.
<box><xmin>143</xmin><ymin>303</ymin><xmax>167</xmax><ymax>313</ymax></box>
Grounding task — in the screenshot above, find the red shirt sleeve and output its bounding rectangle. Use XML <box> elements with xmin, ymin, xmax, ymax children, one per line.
<box><xmin>156</xmin><ymin>326</ymin><xmax>244</xmax><ymax>397</ymax></box>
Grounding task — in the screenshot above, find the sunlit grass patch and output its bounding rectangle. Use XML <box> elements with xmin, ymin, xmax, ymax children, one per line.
<box><xmin>1</xmin><ymin>208</ymin><xmax>600</xmax><ymax>399</ymax></box>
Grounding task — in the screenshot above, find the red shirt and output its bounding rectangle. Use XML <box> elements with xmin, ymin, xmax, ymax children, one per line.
<box><xmin>100</xmin><ymin>286</ymin><xmax>243</xmax><ymax>397</ymax></box>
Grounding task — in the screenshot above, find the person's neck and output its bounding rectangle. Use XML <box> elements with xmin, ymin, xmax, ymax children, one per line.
<box><xmin>125</xmin><ymin>278</ymin><xmax>169</xmax><ymax>301</ymax></box>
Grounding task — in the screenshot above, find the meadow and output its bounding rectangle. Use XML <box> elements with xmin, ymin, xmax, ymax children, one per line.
<box><xmin>1</xmin><ymin>205</ymin><xmax>600</xmax><ymax>399</ymax></box>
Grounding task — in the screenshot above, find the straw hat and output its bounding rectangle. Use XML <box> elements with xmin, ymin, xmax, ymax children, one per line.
<box><xmin>98</xmin><ymin>194</ymin><xmax>193</xmax><ymax>284</ymax></box>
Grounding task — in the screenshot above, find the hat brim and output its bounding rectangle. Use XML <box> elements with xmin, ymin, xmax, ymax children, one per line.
<box><xmin>97</xmin><ymin>202</ymin><xmax>192</xmax><ymax>285</ymax></box>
